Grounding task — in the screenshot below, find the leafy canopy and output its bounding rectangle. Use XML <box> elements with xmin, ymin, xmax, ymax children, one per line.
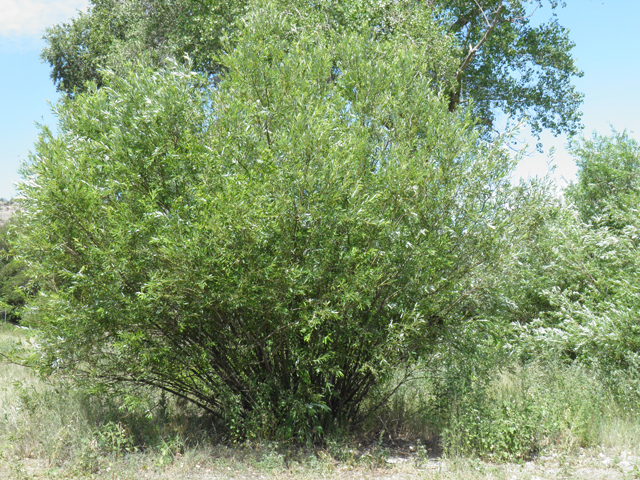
<box><xmin>42</xmin><ymin>0</ymin><xmax>582</xmax><ymax>139</ymax></box>
<box><xmin>438</xmin><ymin>0</ymin><xmax>583</xmax><ymax>137</ymax></box>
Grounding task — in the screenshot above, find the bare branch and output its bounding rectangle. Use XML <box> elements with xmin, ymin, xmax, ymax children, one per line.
<box><xmin>473</xmin><ymin>0</ymin><xmax>492</xmax><ymax>28</ymax></box>
<box><xmin>457</xmin><ymin>0</ymin><xmax>504</xmax><ymax>78</ymax></box>
<box><xmin>508</xmin><ymin>0</ymin><xmax>542</xmax><ymax>24</ymax></box>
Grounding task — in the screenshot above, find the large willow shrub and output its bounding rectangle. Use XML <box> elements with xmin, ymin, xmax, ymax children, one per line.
<box><xmin>17</xmin><ymin>1</ymin><xmax>516</xmax><ymax>439</ymax></box>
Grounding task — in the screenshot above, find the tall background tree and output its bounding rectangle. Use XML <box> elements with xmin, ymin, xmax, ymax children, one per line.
<box><xmin>42</xmin><ymin>0</ymin><xmax>245</xmax><ymax>94</ymax></box>
<box><xmin>437</xmin><ymin>0</ymin><xmax>582</xmax><ymax>137</ymax></box>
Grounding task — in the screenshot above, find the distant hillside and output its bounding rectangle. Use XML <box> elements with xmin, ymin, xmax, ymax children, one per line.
<box><xmin>0</xmin><ymin>200</ymin><xmax>18</xmax><ymax>225</ymax></box>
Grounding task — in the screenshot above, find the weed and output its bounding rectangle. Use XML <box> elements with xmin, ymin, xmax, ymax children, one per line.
<box><xmin>96</xmin><ymin>421</ymin><xmax>136</xmax><ymax>459</ymax></box>
<box><xmin>156</xmin><ymin>434</ymin><xmax>187</xmax><ymax>467</ymax></box>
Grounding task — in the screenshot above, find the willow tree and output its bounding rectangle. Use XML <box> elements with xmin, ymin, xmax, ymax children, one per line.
<box><xmin>20</xmin><ymin>0</ymin><xmax>517</xmax><ymax>439</ymax></box>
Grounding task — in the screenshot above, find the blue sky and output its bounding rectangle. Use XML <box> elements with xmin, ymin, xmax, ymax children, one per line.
<box><xmin>511</xmin><ymin>0</ymin><xmax>640</xmax><ymax>185</ymax></box>
<box><xmin>1</xmin><ymin>0</ymin><xmax>88</xmax><ymax>199</ymax></box>
<box><xmin>1</xmin><ymin>0</ymin><xmax>639</xmax><ymax>199</ymax></box>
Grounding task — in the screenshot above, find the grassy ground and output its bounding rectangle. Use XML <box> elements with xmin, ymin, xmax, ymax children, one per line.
<box><xmin>3</xmin><ymin>323</ymin><xmax>640</xmax><ymax>479</ymax></box>
<box><xmin>4</xmin><ymin>441</ymin><xmax>640</xmax><ymax>479</ymax></box>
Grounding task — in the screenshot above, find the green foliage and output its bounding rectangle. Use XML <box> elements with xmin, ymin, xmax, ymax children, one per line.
<box><xmin>484</xmin><ymin>179</ymin><xmax>570</xmax><ymax>325</ymax></box>
<box><xmin>439</xmin><ymin>0</ymin><xmax>583</xmax><ymax>138</ymax></box>
<box><xmin>0</xmin><ymin>221</ymin><xmax>29</xmax><ymax>323</ymax></box>
<box><xmin>532</xmin><ymin>131</ymin><xmax>640</xmax><ymax>370</ymax></box>
<box><xmin>498</xmin><ymin>183</ymin><xmax>640</xmax><ymax>369</ymax></box>
<box><xmin>460</xmin><ymin>172</ymin><xmax>640</xmax><ymax>372</ymax></box>
<box><xmin>41</xmin><ymin>0</ymin><xmax>582</xmax><ymax>138</ymax></box>
<box><xmin>439</xmin><ymin>361</ymin><xmax>611</xmax><ymax>460</ymax></box>
<box><xmin>566</xmin><ymin>130</ymin><xmax>640</xmax><ymax>229</ymax></box>
<box><xmin>18</xmin><ymin>1</ymin><xmax>518</xmax><ymax>440</ymax></box>
<box><xmin>94</xmin><ymin>421</ymin><xmax>136</xmax><ymax>459</ymax></box>
<box><xmin>42</xmin><ymin>0</ymin><xmax>246</xmax><ymax>95</ymax></box>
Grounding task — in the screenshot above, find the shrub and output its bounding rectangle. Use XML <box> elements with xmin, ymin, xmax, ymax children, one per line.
<box><xmin>16</xmin><ymin>1</ymin><xmax>517</xmax><ymax>439</ymax></box>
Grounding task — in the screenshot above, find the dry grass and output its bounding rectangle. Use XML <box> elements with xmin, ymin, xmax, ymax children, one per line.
<box><xmin>4</xmin><ymin>443</ymin><xmax>640</xmax><ymax>479</ymax></box>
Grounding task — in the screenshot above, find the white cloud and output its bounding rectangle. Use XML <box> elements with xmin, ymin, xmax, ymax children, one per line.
<box><xmin>0</xmin><ymin>0</ymin><xmax>89</xmax><ymax>38</ymax></box>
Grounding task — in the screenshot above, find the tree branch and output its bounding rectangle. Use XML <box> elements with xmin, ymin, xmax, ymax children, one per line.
<box><xmin>508</xmin><ymin>1</ymin><xmax>542</xmax><ymax>24</ymax></box>
<box><xmin>449</xmin><ymin>0</ymin><xmax>504</xmax><ymax>112</ymax></box>
<box><xmin>473</xmin><ymin>0</ymin><xmax>492</xmax><ymax>28</ymax></box>
<box><xmin>458</xmin><ymin>1</ymin><xmax>504</xmax><ymax>78</ymax></box>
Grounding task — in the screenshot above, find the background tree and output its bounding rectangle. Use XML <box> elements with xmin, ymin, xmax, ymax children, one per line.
<box><xmin>42</xmin><ymin>0</ymin><xmax>582</xmax><ymax>139</ymax></box>
<box><xmin>19</xmin><ymin>0</ymin><xmax>520</xmax><ymax>439</ymax></box>
<box><xmin>439</xmin><ymin>0</ymin><xmax>583</xmax><ymax>138</ymax></box>
<box><xmin>42</xmin><ymin>0</ymin><xmax>246</xmax><ymax>95</ymax></box>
